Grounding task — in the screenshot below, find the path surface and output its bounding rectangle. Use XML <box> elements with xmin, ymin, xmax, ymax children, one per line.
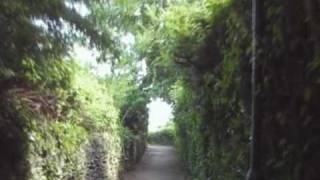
<box><xmin>123</xmin><ymin>145</ymin><xmax>187</xmax><ymax>180</ymax></box>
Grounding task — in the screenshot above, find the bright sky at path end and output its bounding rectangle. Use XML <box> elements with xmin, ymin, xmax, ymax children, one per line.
<box><xmin>147</xmin><ymin>98</ymin><xmax>173</xmax><ymax>132</ymax></box>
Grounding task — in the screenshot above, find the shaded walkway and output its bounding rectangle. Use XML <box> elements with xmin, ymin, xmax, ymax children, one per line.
<box><xmin>123</xmin><ymin>145</ymin><xmax>187</xmax><ymax>180</ymax></box>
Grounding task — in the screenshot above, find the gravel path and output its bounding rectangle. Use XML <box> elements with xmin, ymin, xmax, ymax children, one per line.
<box><xmin>122</xmin><ymin>145</ymin><xmax>187</xmax><ymax>180</ymax></box>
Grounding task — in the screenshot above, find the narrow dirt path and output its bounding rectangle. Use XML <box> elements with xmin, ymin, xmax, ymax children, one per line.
<box><xmin>122</xmin><ymin>145</ymin><xmax>187</xmax><ymax>180</ymax></box>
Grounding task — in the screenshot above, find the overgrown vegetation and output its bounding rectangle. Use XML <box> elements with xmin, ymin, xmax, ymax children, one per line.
<box><xmin>0</xmin><ymin>59</ymin><xmax>134</xmax><ymax>179</ymax></box>
<box><xmin>1</xmin><ymin>0</ymin><xmax>320</xmax><ymax>179</ymax></box>
<box><xmin>132</xmin><ymin>0</ymin><xmax>251</xmax><ymax>178</ymax></box>
<box><xmin>0</xmin><ymin>1</ymin><xmax>148</xmax><ymax>179</ymax></box>
<box><xmin>124</xmin><ymin>0</ymin><xmax>320</xmax><ymax>179</ymax></box>
<box><xmin>148</xmin><ymin>122</ymin><xmax>175</xmax><ymax>145</ymax></box>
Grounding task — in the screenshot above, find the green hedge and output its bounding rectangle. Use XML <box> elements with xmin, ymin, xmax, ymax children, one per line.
<box><xmin>135</xmin><ymin>0</ymin><xmax>251</xmax><ymax>179</ymax></box>
<box><xmin>0</xmin><ymin>61</ymin><xmax>124</xmax><ymax>180</ymax></box>
<box><xmin>148</xmin><ymin>127</ymin><xmax>175</xmax><ymax>145</ymax></box>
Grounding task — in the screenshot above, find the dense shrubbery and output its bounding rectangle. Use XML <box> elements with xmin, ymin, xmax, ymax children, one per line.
<box><xmin>133</xmin><ymin>0</ymin><xmax>251</xmax><ymax>179</ymax></box>
<box><xmin>1</xmin><ymin>0</ymin><xmax>319</xmax><ymax>179</ymax></box>
<box><xmin>0</xmin><ymin>56</ymin><xmax>150</xmax><ymax>179</ymax></box>
<box><xmin>132</xmin><ymin>0</ymin><xmax>320</xmax><ymax>179</ymax></box>
<box><xmin>120</xmin><ymin>87</ymin><xmax>150</xmax><ymax>170</ymax></box>
<box><xmin>148</xmin><ymin>123</ymin><xmax>175</xmax><ymax>145</ymax></box>
<box><xmin>0</xmin><ymin>1</ymin><xmax>149</xmax><ymax>179</ymax></box>
<box><xmin>0</xmin><ymin>59</ymin><xmax>126</xmax><ymax>179</ymax></box>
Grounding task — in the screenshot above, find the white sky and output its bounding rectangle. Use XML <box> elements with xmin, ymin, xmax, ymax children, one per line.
<box><xmin>71</xmin><ymin>32</ymin><xmax>136</xmax><ymax>77</ymax></box>
<box><xmin>147</xmin><ymin>98</ymin><xmax>173</xmax><ymax>132</ymax></box>
<box><xmin>71</xmin><ymin>44</ymin><xmax>112</xmax><ymax>77</ymax></box>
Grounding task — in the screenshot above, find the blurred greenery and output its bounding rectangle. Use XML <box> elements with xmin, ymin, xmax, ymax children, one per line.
<box><xmin>148</xmin><ymin>122</ymin><xmax>175</xmax><ymax>145</ymax></box>
<box><xmin>1</xmin><ymin>0</ymin><xmax>319</xmax><ymax>179</ymax></box>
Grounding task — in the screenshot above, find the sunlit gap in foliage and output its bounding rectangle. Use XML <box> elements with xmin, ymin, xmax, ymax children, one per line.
<box><xmin>72</xmin><ymin>35</ymin><xmax>137</xmax><ymax>76</ymax></box>
<box><xmin>147</xmin><ymin>98</ymin><xmax>173</xmax><ymax>133</ymax></box>
<box><xmin>71</xmin><ymin>44</ymin><xmax>112</xmax><ymax>76</ymax></box>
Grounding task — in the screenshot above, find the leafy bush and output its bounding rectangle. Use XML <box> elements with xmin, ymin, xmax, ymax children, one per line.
<box><xmin>148</xmin><ymin>122</ymin><xmax>175</xmax><ymax>145</ymax></box>
<box><xmin>134</xmin><ymin>0</ymin><xmax>251</xmax><ymax>179</ymax></box>
<box><xmin>0</xmin><ymin>60</ymin><xmax>125</xmax><ymax>180</ymax></box>
<box><xmin>120</xmin><ymin>87</ymin><xmax>150</xmax><ymax>170</ymax></box>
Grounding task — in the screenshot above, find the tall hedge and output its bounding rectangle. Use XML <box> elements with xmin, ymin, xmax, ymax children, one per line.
<box><xmin>134</xmin><ymin>0</ymin><xmax>320</xmax><ymax>179</ymax></box>
<box><xmin>0</xmin><ymin>61</ymin><xmax>124</xmax><ymax>180</ymax></box>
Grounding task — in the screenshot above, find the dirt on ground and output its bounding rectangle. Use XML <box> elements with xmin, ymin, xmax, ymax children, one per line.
<box><xmin>122</xmin><ymin>145</ymin><xmax>187</xmax><ymax>180</ymax></box>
